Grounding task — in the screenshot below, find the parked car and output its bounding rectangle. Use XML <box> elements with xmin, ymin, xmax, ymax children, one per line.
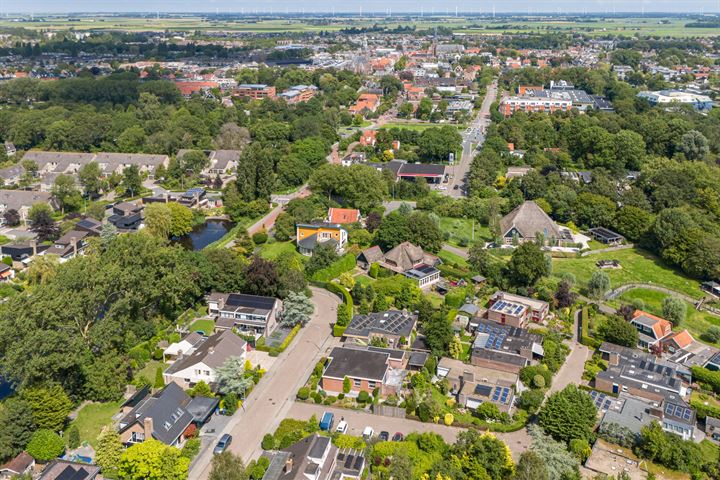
<box><xmin>453</xmin><ymin>185</ymin><xmax>459</xmax><ymax>190</ymax></box>
<box><xmin>336</xmin><ymin>421</ymin><xmax>348</xmax><ymax>434</ymax></box>
<box><xmin>362</xmin><ymin>426</ymin><xmax>374</xmax><ymax>439</ymax></box>
<box><xmin>319</xmin><ymin>412</ymin><xmax>334</xmax><ymax>431</ymax></box>
<box><xmin>379</xmin><ymin>431</ymin><xmax>390</xmax><ymax>441</ymax></box>
<box><xmin>213</xmin><ymin>434</ymin><xmax>232</xmax><ymax>455</ymax></box>
<box><xmin>392</xmin><ymin>432</ymin><xmax>404</xmax><ymax>442</ymax></box>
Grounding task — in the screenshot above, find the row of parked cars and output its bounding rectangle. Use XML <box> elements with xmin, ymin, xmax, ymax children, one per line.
<box><xmin>320</xmin><ymin>412</ymin><xmax>404</xmax><ymax>442</ymax></box>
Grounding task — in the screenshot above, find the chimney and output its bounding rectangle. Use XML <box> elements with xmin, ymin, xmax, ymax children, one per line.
<box><xmin>143</xmin><ymin>417</ymin><xmax>153</xmax><ymax>440</ymax></box>
<box><xmin>284</xmin><ymin>458</ymin><xmax>293</xmax><ymax>473</ymax></box>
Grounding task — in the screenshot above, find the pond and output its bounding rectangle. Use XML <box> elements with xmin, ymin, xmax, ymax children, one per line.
<box><xmin>173</xmin><ymin>219</ymin><xmax>233</xmax><ymax>251</ymax></box>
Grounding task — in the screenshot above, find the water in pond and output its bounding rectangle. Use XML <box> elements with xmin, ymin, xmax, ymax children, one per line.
<box><xmin>173</xmin><ymin>219</ymin><xmax>233</xmax><ymax>251</ymax></box>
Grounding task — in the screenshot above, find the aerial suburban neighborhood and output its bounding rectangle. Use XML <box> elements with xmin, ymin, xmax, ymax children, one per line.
<box><xmin>1</xmin><ymin>4</ymin><xmax>720</xmax><ymax>480</ymax></box>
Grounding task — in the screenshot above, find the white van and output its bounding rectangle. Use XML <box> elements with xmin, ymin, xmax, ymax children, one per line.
<box><xmin>362</xmin><ymin>426</ymin><xmax>374</xmax><ymax>439</ymax></box>
<box><xmin>335</xmin><ymin>421</ymin><xmax>348</xmax><ymax>434</ymax></box>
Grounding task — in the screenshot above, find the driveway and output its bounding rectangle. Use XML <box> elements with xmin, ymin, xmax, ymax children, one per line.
<box><xmin>191</xmin><ymin>287</ymin><xmax>341</xmax><ymax>479</ymax></box>
<box><xmin>442</xmin><ymin>244</ymin><xmax>469</xmax><ymax>260</ymax></box>
<box><xmin>286</xmin><ymin>402</ymin><xmax>530</xmax><ymax>460</ymax></box>
<box><xmin>548</xmin><ymin>310</ymin><xmax>589</xmax><ymax>394</ymax></box>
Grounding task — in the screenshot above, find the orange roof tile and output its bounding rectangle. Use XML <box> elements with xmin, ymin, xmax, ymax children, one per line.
<box><xmin>328</xmin><ymin>208</ymin><xmax>360</xmax><ymax>224</ymax></box>
<box><xmin>666</xmin><ymin>329</ymin><xmax>694</xmax><ymax>349</ymax></box>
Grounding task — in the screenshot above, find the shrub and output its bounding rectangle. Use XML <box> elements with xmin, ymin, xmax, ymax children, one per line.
<box><xmin>369</xmin><ymin>263</ymin><xmax>379</xmax><ymax>278</ymax></box>
<box><xmin>444</xmin><ymin>413</ymin><xmax>454</xmax><ymax>426</ymax></box>
<box><xmin>357</xmin><ymin>391</ymin><xmax>371</xmax><ymax>403</ymax></box>
<box><xmin>518</xmin><ymin>389</ymin><xmax>545</xmax><ymax>414</ymax></box>
<box><xmin>333</xmin><ymin>324</ymin><xmax>348</xmax><ymax>337</ymax></box>
<box><xmin>520</xmin><ymin>364</ymin><xmax>552</xmax><ymax>389</ymax></box>
<box><xmin>311</xmin><ymin>254</ymin><xmax>356</xmax><ymax>283</ymax></box>
<box><xmin>261</xmin><ymin>434</ymin><xmax>274</xmax><ymax>451</ymax></box>
<box><xmin>532</xmin><ymin>374</ymin><xmax>546</xmax><ymax>389</ymax></box>
<box><xmin>27</xmin><ymin>429</ymin><xmax>65</xmax><ymax>462</ymax></box>
<box><xmin>297</xmin><ymin>387</ymin><xmax>310</xmax><ymax>400</ymax></box>
<box><xmin>66</xmin><ymin>425</ymin><xmax>80</xmax><ymax>449</ymax></box>
<box><xmin>224</xmin><ymin>393</ymin><xmax>239</xmax><ymax>415</ymax></box>
<box><xmin>252</xmin><ymin>231</ymin><xmax>268</xmax><ymax>244</ymax></box>
<box><xmin>181</xmin><ymin>438</ymin><xmax>201</xmax><ymax>459</ymax></box>
<box><xmin>312</xmin><ymin>392</ymin><xmax>323</xmax><ymax>403</ymax></box>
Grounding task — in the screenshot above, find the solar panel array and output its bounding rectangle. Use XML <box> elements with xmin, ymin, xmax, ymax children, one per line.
<box><xmin>491</xmin><ymin>386</ymin><xmax>511</xmax><ymax>405</ymax></box>
<box><xmin>588</xmin><ymin>390</ymin><xmax>614</xmax><ymax>411</ymax></box>
<box><xmin>476</xmin><ymin>322</ymin><xmax>508</xmax><ymax>350</ymax></box>
<box><xmin>491</xmin><ymin>300</ymin><xmax>525</xmax><ymax>316</ymax></box>
<box><xmin>665</xmin><ymin>403</ymin><xmax>693</xmax><ymax>421</ymax></box>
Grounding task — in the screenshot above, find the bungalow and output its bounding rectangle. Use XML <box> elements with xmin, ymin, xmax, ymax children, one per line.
<box><xmin>295</xmin><ymin>222</ymin><xmax>347</xmax><ymax>256</ymax></box>
<box><xmin>343</xmin><ymin>310</ymin><xmax>417</xmax><ymax>347</ymax></box>
<box><xmin>117</xmin><ymin>383</ymin><xmax>218</xmax><ymax>447</ymax></box>
<box><xmin>0</xmin><ymin>452</ymin><xmax>34</xmax><ymax>478</ymax></box>
<box><xmin>163</xmin><ymin>331</ymin><xmax>206</xmax><ymax>363</ymax></box>
<box><xmin>365</xmin><ymin>242</ymin><xmax>442</xmax><ymax>289</ymax></box>
<box><xmin>630</xmin><ymin>310</ymin><xmax>673</xmax><ymax>349</ymax></box>
<box><xmin>470</xmin><ymin>320</ymin><xmax>544</xmax><ymax>374</ymax></box>
<box><xmin>499</xmin><ymin>200</ymin><xmax>573</xmax><ymax>246</ymax></box>
<box><xmin>487</xmin><ymin>291</ymin><xmax>549</xmax><ymax>328</ymax></box>
<box><xmin>436</xmin><ymin>357</ymin><xmax>519</xmax><ymax>414</ymax></box>
<box><xmin>42</xmin><ymin>230</ymin><xmax>91</xmax><ymax>262</ymax></box>
<box><xmin>207</xmin><ymin>292</ymin><xmax>281</xmax><ymax>337</ymax></box>
<box><xmin>163</xmin><ymin>330</ymin><xmax>247</xmax><ymax>390</ymax></box>
<box><xmin>321</xmin><ymin>346</ymin><xmax>404</xmax><ymax>397</ymax></box>
<box><xmin>0</xmin><ymin>164</ymin><xmax>24</xmax><ymax>187</ymax></box>
<box><xmin>108</xmin><ymin>201</ymin><xmax>143</xmax><ymax>231</ymax></box>
<box><xmin>327</xmin><ymin>208</ymin><xmax>361</xmax><ymax>225</ymax></box>
<box><xmin>207</xmin><ymin>150</ymin><xmax>240</xmax><ymax>176</ymax></box>
<box><xmin>662</xmin><ymin>330</ymin><xmax>695</xmax><ymax>354</ymax></box>
<box><xmin>75</xmin><ymin>217</ymin><xmax>104</xmax><ymax>235</ymax></box>
<box><xmin>1</xmin><ymin>241</ymin><xmax>49</xmax><ymax>263</ymax></box>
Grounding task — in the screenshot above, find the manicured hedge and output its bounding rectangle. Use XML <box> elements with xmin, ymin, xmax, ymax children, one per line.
<box><xmin>333</xmin><ymin>325</ymin><xmax>348</xmax><ymax>337</ymax></box>
<box><xmin>326</xmin><ymin>282</ymin><xmax>354</xmax><ymax>334</ymax></box>
<box><xmin>691</xmin><ymin>366</ymin><xmax>720</xmax><ymax>395</ymax></box>
<box><xmin>311</xmin><ymin>253</ymin><xmax>356</xmax><ymax>283</ymax></box>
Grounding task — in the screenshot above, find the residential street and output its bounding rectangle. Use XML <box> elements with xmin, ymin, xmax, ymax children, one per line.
<box><xmin>446</xmin><ymin>80</ymin><xmax>498</xmax><ymax>198</ymax></box>
<box><xmin>287</xmin><ymin>402</ymin><xmax>530</xmax><ymax>460</ymax></box>
<box><xmin>191</xmin><ymin>287</ymin><xmax>341</xmax><ymax>479</ymax></box>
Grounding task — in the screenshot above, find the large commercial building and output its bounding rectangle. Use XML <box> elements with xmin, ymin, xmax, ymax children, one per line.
<box><xmin>637</xmin><ymin>89</ymin><xmax>713</xmax><ymax>111</ymax></box>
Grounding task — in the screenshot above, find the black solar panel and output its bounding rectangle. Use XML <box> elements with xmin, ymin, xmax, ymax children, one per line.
<box><xmin>76</xmin><ymin>219</ymin><xmax>97</xmax><ymax>229</ymax></box>
<box><xmin>226</xmin><ymin>294</ymin><xmax>276</xmax><ymax>309</ymax></box>
<box><xmin>474</xmin><ymin>384</ymin><xmax>493</xmax><ymax>396</ymax></box>
<box><xmin>344</xmin><ymin>455</ymin><xmax>354</xmax><ymax>469</ymax></box>
<box><xmin>55</xmin><ymin>467</ymin><xmax>80</xmax><ymax>480</ymax></box>
<box><xmin>353</xmin><ymin>456</ymin><xmax>364</xmax><ymax>470</ymax></box>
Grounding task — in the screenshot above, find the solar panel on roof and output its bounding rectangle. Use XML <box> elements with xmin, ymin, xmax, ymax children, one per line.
<box><xmin>226</xmin><ymin>294</ymin><xmax>276</xmax><ymax>309</ymax></box>
<box><xmin>474</xmin><ymin>384</ymin><xmax>493</xmax><ymax>396</ymax></box>
<box><xmin>492</xmin><ymin>389</ymin><xmax>501</xmax><ymax>402</ymax></box>
<box><xmin>353</xmin><ymin>456</ymin><xmax>364</xmax><ymax>470</ymax></box>
<box><xmin>344</xmin><ymin>455</ymin><xmax>354</xmax><ymax>469</ymax></box>
<box><xmin>55</xmin><ymin>467</ymin><xmax>78</xmax><ymax>480</ymax></box>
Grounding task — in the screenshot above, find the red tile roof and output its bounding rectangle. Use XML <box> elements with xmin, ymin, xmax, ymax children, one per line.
<box><xmin>328</xmin><ymin>208</ymin><xmax>361</xmax><ymax>224</ymax></box>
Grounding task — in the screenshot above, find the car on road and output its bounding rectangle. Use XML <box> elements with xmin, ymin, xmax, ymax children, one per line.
<box><xmin>336</xmin><ymin>421</ymin><xmax>348</xmax><ymax>434</ymax></box>
<box><xmin>362</xmin><ymin>426</ymin><xmax>374</xmax><ymax>439</ymax></box>
<box><xmin>213</xmin><ymin>434</ymin><xmax>232</xmax><ymax>455</ymax></box>
<box><xmin>379</xmin><ymin>431</ymin><xmax>390</xmax><ymax>441</ymax></box>
<box><xmin>453</xmin><ymin>185</ymin><xmax>459</xmax><ymax>190</ymax></box>
<box><xmin>392</xmin><ymin>432</ymin><xmax>404</xmax><ymax>442</ymax></box>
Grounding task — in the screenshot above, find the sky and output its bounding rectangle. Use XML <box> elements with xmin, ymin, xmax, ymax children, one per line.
<box><xmin>0</xmin><ymin>0</ymin><xmax>720</xmax><ymax>13</ymax></box>
<box><xmin>1</xmin><ymin>0</ymin><xmax>719</xmax><ymax>13</ymax></box>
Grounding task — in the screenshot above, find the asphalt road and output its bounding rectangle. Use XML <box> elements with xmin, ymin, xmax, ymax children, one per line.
<box><xmin>190</xmin><ymin>287</ymin><xmax>341</xmax><ymax>479</ymax></box>
<box><xmin>446</xmin><ymin>80</ymin><xmax>498</xmax><ymax>198</ymax></box>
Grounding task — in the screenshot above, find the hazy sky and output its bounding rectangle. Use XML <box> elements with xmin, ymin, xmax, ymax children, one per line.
<box><xmin>1</xmin><ymin>0</ymin><xmax>720</xmax><ymax>14</ymax></box>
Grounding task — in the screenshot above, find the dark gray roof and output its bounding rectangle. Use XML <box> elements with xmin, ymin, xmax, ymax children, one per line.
<box><xmin>397</xmin><ymin>163</ymin><xmax>446</xmax><ymax>177</ymax></box>
<box><xmin>118</xmin><ymin>383</ymin><xmax>194</xmax><ymax>445</ymax></box>
<box><xmin>403</xmin><ymin>264</ymin><xmax>440</xmax><ymax>280</ymax></box>
<box><xmin>38</xmin><ymin>461</ymin><xmax>100</xmax><ymax>480</ymax></box>
<box><xmin>323</xmin><ymin>347</ymin><xmax>389</xmax><ymax>381</ymax></box>
<box><xmin>344</xmin><ymin>310</ymin><xmax>417</xmax><ymax>339</ymax></box>
<box><xmin>408</xmin><ymin>351</ymin><xmax>429</xmax><ymax>368</ymax></box>
<box><xmin>186</xmin><ymin>396</ymin><xmax>220</xmax><ymax>423</ymax></box>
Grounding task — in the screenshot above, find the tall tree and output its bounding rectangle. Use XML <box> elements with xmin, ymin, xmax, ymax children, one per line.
<box><xmin>243</xmin><ymin>256</ymin><xmax>281</xmax><ymax>297</ymax></box>
<box><xmin>215</xmin><ymin>357</ymin><xmax>254</xmax><ymax>398</ymax></box>
<box><xmin>144</xmin><ymin>203</ymin><xmax>173</xmax><ymax>239</ymax></box>
<box><xmin>0</xmin><ymin>397</ymin><xmax>35</xmax><ymax>461</ymax></box>
<box><xmin>538</xmin><ymin>385</ymin><xmax>597</xmax><ymax>443</ymax></box>
<box><xmin>587</xmin><ymin>271</ymin><xmax>611</xmax><ymax>300</ymax></box>
<box><xmin>22</xmin><ymin>385</ymin><xmax>72</xmax><ymax>432</ymax></box>
<box><xmin>209</xmin><ymin>451</ymin><xmax>248</xmax><ymax>480</ymax></box>
<box><xmin>122</xmin><ymin>165</ymin><xmax>142</xmax><ymax>197</ymax></box>
<box><xmin>78</xmin><ymin>162</ymin><xmax>103</xmax><ymax>198</ymax></box>
<box><xmin>280</xmin><ymin>292</ymin><xmax>314</xmax><ymax>327</ymax></box>
<box><xmin>96</xmin><ymin>426</ymin><xmax>123</xmax><ymax>478</ymax></box>
<box><xmin>662</xmin><ymin>296</ymin><xmax>686</xmax><ymax>327</ymax></box>
<box><xmin>28</xmin><ymin>203</ymin><xmax>59</xmax><ymax>241</ymax></box>
<box><xmin>118</xmin><ymin>439</ymin><xmax>189</xmax><ymax>480</ymax></box>
<box><xmin>506</xmin><ymin>242</ymin><xmax>549</xmax><ymax>286</ymax></box>
<box><xmin>514</xmin><ymin>451</ymin><xmax>549</xmax><ymax>480</ymax></box>
<box><xmin>168</xmin><ymin>203</ymin><xmax>193</xmax><ymax>237</ymax></box>
<box><xmin>51</xmin><ymin>174</ymin><xmax>82</xmax><ymax>214</ymax></box>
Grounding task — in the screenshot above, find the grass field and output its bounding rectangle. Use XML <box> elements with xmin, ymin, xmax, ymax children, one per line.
<box><xmin>438</xmin><ymin>248</ymin><xmax>469</xmax><ymax>268</ymax></box>
<box><xmin>612</xmin><ymin>288</ymin><xmax>720</xmax><ymax>344</ymax></box>
<box><xmin>259</xmin><ymin>240</ymin><xmax>301</xmax><ymax>261</ymax></box>
<box><xmin>188</xmin><ymin>319</ymin><xmax>215</xmax><ymax>334</ymax></box>
<box><xmin>552</xmin><ymin>248</ymin><xmax>703</xmax><ymax>299</ymax></box>
<box><xmin>71</xmin><ymin>400</ymin><xmax>124</xmax><ymax>447</ymax></box>
<box><xmin>439</xmin><ymin>217</ymin><xmax>490</xmax><ymax>247</ymax></box>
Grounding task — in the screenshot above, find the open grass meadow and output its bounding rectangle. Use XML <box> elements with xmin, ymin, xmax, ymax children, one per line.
<box><xmin>70</xmin><ymin>400</ymin><xmax>124</xmax><ymax>447</ymax></box>
<box><xmin>439</xmin><ymin>216</ymin><xmax>491</xmax><ymax>247</ymax></box>
<box><xmin>552</xmin><ymin>248</ymin><xmax>703</xmax><ymax>299</ymax></box>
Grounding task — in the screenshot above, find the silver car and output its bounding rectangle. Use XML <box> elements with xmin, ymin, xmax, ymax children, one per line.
<box><xmin>213</xmin><ymin>434</ymin><xmax>232</xmax><ymax>455</ymax></box>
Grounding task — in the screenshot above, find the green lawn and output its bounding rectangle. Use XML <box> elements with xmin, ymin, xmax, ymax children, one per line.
<box><xmin>552</xmin><ymin>248</ymin><xmax>703</xmax><ymax>299</ymax></box>
<box><xmin>613</xmin><ymin>288</ymin><xmax>720</xmax><ymax>345</ymax></box>
<box><xmin>438</xmin><ymin>249</ymin><xmax>469</xmax><ymax>268</ymax></box>
<box><xmin>259</xmin><ymin>241</ymin><xmax>301</xmax><ymax>261</ymax></box>
<box><xmin>137</xmin><ymin>360</ymin><xmax>169</xmax><ymax>382</ymax></box>
<box><xmin>353</xmin><ymin>275</ymin><xmax>374</xmax><ymax>287</ymax></box>
<box><xmin>70</xmin><ymin>400</ymin><xmax>124</xmax><ymax>447</ymax></box>
<box><xmin>188</xmin><ymin>319</ymin><xmax>215</xmax><ymax>335</ymax></box>
<box><xmin>438</xmin><ymin>217</ymin><xmax>490</xmax><ymax>247</ymax></box>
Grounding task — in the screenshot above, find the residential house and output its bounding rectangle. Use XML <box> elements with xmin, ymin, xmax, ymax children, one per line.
<box><xmin>343</xmin><ymin>310</ymin><xmax>418</xmax><ymax>347</ymax></box>
<box><xmin>1</xmin><ymin>241</ymin><xmax>48</xmax><ymax>264</ymax></box>
<box><xmin>321</xmin><ymin>346</ymin><xmax>406</xmax><ymax>397</ymax></box>
<box><xmin>348</xmin><ymin>93</ymin><xmax>381</xmax><ymax>116</ymax></box>
<box><xmin>0</xmin><ymin>189</ymin><xmax>55</xmax><ymax>223</ymax></box>
<box><xmin>470</xmin><ymin>320</ymin><xmax>544</xmax><ymax>373</ymax></box>
<box><xmin>261</xmin><ymin>433</ymin><xmax>365</xmax><ymax>480</ymax></box>
<box><xmin>163</xmin><ymin>332</ymin><xmax>206</xmax><ymax>363</ymax></box>
<box><xmin>327</xmin><ymin>208</ymin><xmax>361</xmax><ymax>225</ymax></box>
<box><xmin>341</xmin><ymin>152</ymin><xmax>366</xmax><ymax>167</ymax></box>
<box><xmin>108</xmin><ymin>201</ymin><xmax>143</xmax><ymax>231</ymax></box>
<box><xmin>42</xmin><ymin>230</ymin><xmax>90</xmax><ymax>262</ymax></box>
<box><xmin>3</xmin><ymin>142</ymin><xmax>15</xmax><ymax>157</ymax></box>
<box><xmin>117</xmin><ymin>383</ymin><xmax>218</xmax><ymax>447</ymax></box>
<box><xmin>75</xmin><ymin>217</ymin><xmax>104</xmax><ymax>235</ymax></box>
<box><xmin>207</xmin><ymin>150</ymin><xmax>240</xmax><ymax>176</ymax></box>
<box><xmin>295</xmin><ymin>222</ymin><xmax>348</xmax><ymax>256</ymax></box>
<box><xmin>37</xmin><ymin>460</ymin><xmax>99</xmax><ymax>480</ymax></box>
<box><xmin>359</xmin><ymin>130</ymin><xmax>377</xmax><ymax>147</ymax></box>
<box><xmin>178</xmin><ymin>188</ymin><xmax>208</xmax><ymax>208</ymax></box>
<box><xmin>0</xmin><ymin>164</ymin><xmax>24</xmax><ymax>187</ymax></box>
<box><xmin>499</xmin><ymin>201</ymin><xmax>573</xmax><ymax>246</ymax></box>
<box><xmin>487</xmin><ymin>291</ymin><xmax>549</xmax><ymax>328</ymax></box>
<box><xmin>0</xmin><ymin>263</ymin><xmax>14</xmax><ymax>282</ymax></box>
<box><xmin>207</xmin><ymin>292</ymin><xmax>281</xmax><ymax>337</ymax></box>
<box><xmin>0</xmin><ymin>452</ymin><xmax>34</xmax><ymax>478</ymax></box>
<box><xmin>662</xmin><ymin>330</ymin><xmax>695</xmax><ymax>354</ymax></box>
<box><xmin>163</xmin><ymin>330</ymin><xmax>247</xmax><ymax>390</ymax></box>
<box><xmin>436</xmin><ymin>357</ymin><xmax>518</xmax><ymax>413</ymax></box>
<box><xmin>233</xmin><ymin>84</ymin><xmax>276</xmax><ymax>99</ymax></box>
<box><xmin>174</xmin><ymin>81</ymin><xmax>219</xmax><ymax>98</ymax></box>
<box><xmin>371</xmin><ymin>242</ymin><xmax>441</xmax><ymax>290</ymax></box>
<box><xmin>630</xmin><ymin>310</ymin><xmax>673</xmax><ymax>349</ymax></box>
<box><xmin>594</xmin><ymin>358</ymin><xmax>687</xmax><ymax>403</ymax></box>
